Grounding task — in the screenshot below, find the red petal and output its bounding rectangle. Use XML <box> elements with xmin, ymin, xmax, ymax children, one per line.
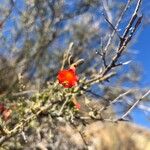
<box><xmin>75</xmin><ymin>103</ymin><xmax>81</xmax><ymax>109</ymax></box>
<box><xmin>57</xmin><ymin>67</ymin><xmax>78</xmax><ymax>88</ymax></box>
<box><xmin>2</xmin><ymin>109</ymin><xmax>12</xmax><ymax>121</ymax></box>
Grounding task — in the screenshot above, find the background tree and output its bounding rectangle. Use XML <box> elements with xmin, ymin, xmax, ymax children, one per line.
<box><xmin>0</xmin><ymin>0</ymin><xmax>150</xmax><ymax>149</ymax></box>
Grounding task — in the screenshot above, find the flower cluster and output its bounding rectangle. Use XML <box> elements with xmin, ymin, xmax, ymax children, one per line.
<box><xmin>57</xmin><ymin>67</ymin><xmax>78</xmax><ymax>88</ymax></box>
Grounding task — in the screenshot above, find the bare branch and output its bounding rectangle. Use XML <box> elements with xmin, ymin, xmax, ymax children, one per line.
<box><xmin>103</xmin><ymin>0</ymin><xmax>132</xmax><ymax>53</ymax></box>
<box><xmin>99</xmin><ymin>90</ymin><xmax>132</xmax><ymax>112</ymax></box>
<box><xmin>119</xmin><ymin>90</ymin><xmax>150</xmax><ymax>120</ymax></box>
<box><xmin>84</xmin><ymin>72</ymin><xmax>116</xmax><ymax>86</ymax></box>
<box><xmin>122</xmin><ymin>0</ymin><xmax>142</xmax><ymax>38</ymax></box>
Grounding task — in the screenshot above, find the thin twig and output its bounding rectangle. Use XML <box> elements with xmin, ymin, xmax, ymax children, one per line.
<box><xmin>61</xmin><ymin>42</ymin><xmax>74</xmax><ymax>70</ymax></box>
<box><xmin>122</xmin><ymin>0</ymin><xmax>142</xmax><ymax>38</ymax></box>
<box><xmin>12</xmin><ymin>90</ymin><xmax>38</xmax><ymax>96</ymax></box>
<box><xmin>103</xmin><ymin>13</ymin><xmax>122</xmax><ymax>40</ymax></box>
<box><xmin>119</xmin><ymin>90</ymin><xmax>150</xmax><ymax>120</ymax></box>
<box><xmin>126</xmin><ymin>99</ymin><xmax>150</xmax><ymax>112</ymax></box>
<box><xmin>84</xmin><ymin>72</ymin><xmax>116</xmax><ymax>86</ymax></box>
<box><xmin>99</xmin><ymin>90</ymin><xmax>132</xmax><ymax>112</ymax></box>
<box><xmin>58</xmin><ymin>98</ymin><xmax>70</xmax><ymax>116</ymax></box>
<box><xmin>103</xmin><ymin>0</ymin><xmax>132</xmax><ymax>53</ymax></box>
<box><xmin>111</xmin><ymin>90</ymin><xmax>132</xmax><ymax>104</ymax></box>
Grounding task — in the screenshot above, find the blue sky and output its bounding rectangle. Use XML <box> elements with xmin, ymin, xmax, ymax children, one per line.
<box><xmin>124</xmin><ymin>0</ymin><xmax>150</xmax><ymax>128</ymax></box>
<box><xmin>132</xmin><ymin>108</ymin><xmax>150</xmax><ymax>129</ymax></box>
<box><xmin>133</xmin><ymin>25</ymin><xmax>150</xmax><ymax>87</ymax></box>
<box><xmin>131</xmin><ymin>25</ymin><xmax>150</xmax><ymax>128</ymax></box>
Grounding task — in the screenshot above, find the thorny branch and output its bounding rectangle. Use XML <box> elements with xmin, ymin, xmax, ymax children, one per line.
<box><xmin>0</xmin><ymin>100</ymin><xmax>58</xmax><ymax>145</ymax></box>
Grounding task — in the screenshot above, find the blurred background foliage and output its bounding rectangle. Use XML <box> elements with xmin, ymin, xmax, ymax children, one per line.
<box><xmin>0</xmin><ymin>0</ymin><xmax>150</xmax><ymax>149</ymax></box>
<box><xmin>0</xmin><ymin>0</ymin><xmax>146</xmax><ymax>93</ymax></box>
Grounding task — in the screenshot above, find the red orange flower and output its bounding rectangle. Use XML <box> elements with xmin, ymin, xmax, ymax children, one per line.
<box><xmin>2</xmin><ymin>109</ymin><xmax>12</xmax><ymax>121</ymax></box>
<box><xmin>74</xmin><ymin>103</ymin><xmax>81</xmax><ymax>110</ymax></box>
<box><xmin>0</xmin><ymin>103</ymin><xmax>12</xmax><ymax>121</ymax></box>
<box><xmin>57</xmin><ymin>67</ymin><xmax>78</xmax><ymax>88</ymax></box>
<box><xmin>72</xmin><ymin>97</ymin><xmax>81</xmax><ymax>110</ymax></box>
